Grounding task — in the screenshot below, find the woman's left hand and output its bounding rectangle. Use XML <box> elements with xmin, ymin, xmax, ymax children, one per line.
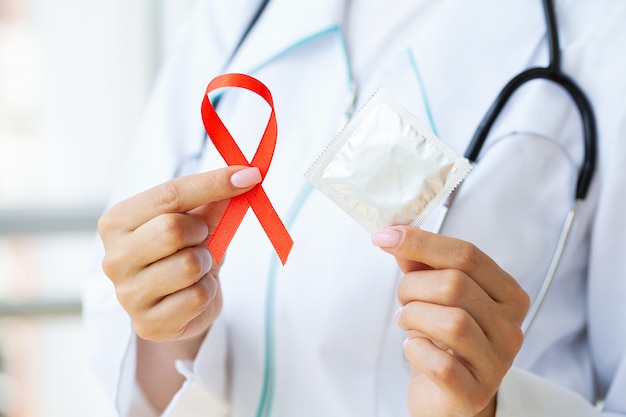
<box><xmin>372</xmin><ymin>226</ymin><xmax>530</xmax><ymax>417</ymax></box>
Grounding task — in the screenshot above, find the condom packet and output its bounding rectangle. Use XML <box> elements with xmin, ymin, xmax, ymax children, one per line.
<box><xmin>304</xmin><ymin>88</ymin><xmax>472</xmax><ymax>233</ymax></box>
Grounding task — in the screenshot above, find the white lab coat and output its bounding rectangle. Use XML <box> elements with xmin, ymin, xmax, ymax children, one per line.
<box><xmin>82</xmin><ymin>0</ymin><xmax>626</xmax><ymax>416</ymax></box>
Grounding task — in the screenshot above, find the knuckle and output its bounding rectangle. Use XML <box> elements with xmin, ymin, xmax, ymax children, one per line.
<box><xmin>178</xmin><ymin>248</ymin><xmax>206</xmax><ymax>280</ymax></box>
<box><xmin>133</xmin><ymin>318</ymin><xmax>160</xmax><ymax>341</ymax></box>
<box><xmin>114</xmin><ymin>283</ymin><xmax>136</xmax><ymax>310</ymax></box>
<box><xmin>186</xmin><ymin>280</ymin><xmax>212</xmax><ymax>311</ymax></box>
<box><xmin>505</xmin><ymin>324</ymin><xmax>525</xmax><ymax>356</ymax></box>
<box><xmin>431</xmin><ymin>355</ymin><xmax>458</xmax><ymax>384</ymax></box>
<box><xmin>101</xmin><ymin>252</ymin><xmax>124</xmax><ymax>281</ymax></box>
<box><xmin>504</xmin><ymin>285</ymin><xmax>531</xmax><ymax>325</ymax></box>
<box><xmin>455</xmin><ymin>242</ymin><xmax>481</xmax><ymax>270</ymax></box>
<box><xmin>156</xmin><ymin>181</ymin><xmax>185</xmax><ymax>213</ymax></box>
<box><xmin>133</xmin><ymin>311</ymin><xmax>171</xmax><ymax>342</ymax></box>
<box><xmin>96</xmin><ymin>214</ymin><xmax>110</xmax><ymax>236</ymax></box>
<box><xmin>518</xmin><ymin>288</ymin><xmax>531</xmax><ymax>317</ymax></box>
<box><xmin>443</xmin><ymin>308</ymin><xmax>472</xmax><ymax>340</ymax></box>
<box><xmin>438</xmin><ymin>270</ymin><xmax>467</xmax><ymax>304</ymax></box>
<box><xmin>512</xmin><ymin>321</ymin><xmax>525</xmax><ymax>346</ymax></box>
<box><xmin>396</xmin><ymin>275</ymin><xmax>412</xmax><ymax>304</ymax></box>
<box><xmin>97</xmin><ymin>210</ymin><xmax>120</xmax><ymax>237</ymax></box>
<box><xmin>159</xmin><ymin>214</ymin><xmax>187</xmax><ymax>249</ymax></box>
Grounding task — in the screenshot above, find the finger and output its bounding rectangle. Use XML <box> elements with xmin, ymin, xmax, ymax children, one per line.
<box><xmin>403</xmin><ymin>337</ymin><xmax>495</xmax><ymax>416</ymax></box>
<box><xmin>128</xmin><ymin>212</ymin><xmax>210</xmax><ymax>268</ymax></box>
<box><xmin>101</xmin><ymin>166</ymin><xmax>261</xmax><ymax>234</ymax></box>
<box><xmin>134</xmin><ymin>273</ymin><xmax>221</xmax><ymax>342</ymax></box>
<box><xmin>398</xmin><ymin>268</ymin><xmax>527</xmax><ymax>347</ymax></box>
<box><xmin>397</xmin><ymin>301</ymin><xmax>500</xmax><ymax>380</ymax></box>
<box><xmin>397</xmin><ymin>268</ymin><xmax>485</xmax><ymax>307</ymax></box>
<box><xmin>373</xmin><ymin>227</ymin><xmax>522</xmax><ymax>303</ymax></box>
<box><xmin>189</xmin><ymin>198</ymin><xmax>231</xmax><ymax>231</ymax></box>
<box><xmin>397</xmin><ymin>269</ymin><xmax>499</xmax><ymax>334</ymax></box>
<box><xmin>404</xmin><ymin>336</ymin><xmax>473</xmax><ymax>393</ymax></box>
<box><xmin>118</xmin><ymin>245</ymin><xmax>213</xmax><ymax>310</ymax></box>
<box><xmin>373</xmin><ymin>226</ymin><xmax>495</xmax><ymax>277</ymax></box>
<box><xmin>101</xmin><ymin>212</ymin><xmax>210</xmax><ymax>281</ymax></box>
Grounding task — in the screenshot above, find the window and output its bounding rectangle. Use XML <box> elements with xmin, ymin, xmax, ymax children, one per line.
<box><xmin>0</xmin><ymin>1</ymin><xmax>196</xmax><ymax>415</ymax></box>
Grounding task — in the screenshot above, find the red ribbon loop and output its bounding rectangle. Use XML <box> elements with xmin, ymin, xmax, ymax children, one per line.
<box><xmin>201</xmin><ymin>73</ymin><xmax>293</xmax><ymax>265</ymax></box>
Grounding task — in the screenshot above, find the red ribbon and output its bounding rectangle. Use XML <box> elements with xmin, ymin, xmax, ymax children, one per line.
<box><xmin>201</xmin><ymin>73</ymin><xmax>293</xmax><ymax>265</ymax></box>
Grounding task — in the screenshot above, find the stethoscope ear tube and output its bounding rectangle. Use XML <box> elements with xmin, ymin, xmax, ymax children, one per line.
<box><xmin>467</xmin><ymin>0</ymin><xmax>597</xmax><ymax>201</ymax></box>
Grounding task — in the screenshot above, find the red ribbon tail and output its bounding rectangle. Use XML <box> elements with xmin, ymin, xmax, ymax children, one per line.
<box><xmin>208</xmin><ymin>196</ymin><xmax>249</xmax><ymax>264</ymax></box>
<box><xmin>249</xmin><ymin>191</ymin><xmax>294</xmax><ymax>265</ymax></box>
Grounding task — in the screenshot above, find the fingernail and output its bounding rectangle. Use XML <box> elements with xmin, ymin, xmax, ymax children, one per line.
<box><xmin>372</xmin><ymin>229</ymin><xmax>402</xmax><ymax>248</ymax></box>
<box><xmin>230</xmin><ymin>167</ymin><xmax>262</xmax><ymax>188</ymax></box>
<box><xmin>393</xmin><ymin>308</ymin><xmax>402</xmax><ymax>325</ymax></box>
<box><xmin>402</xmin><ymin>337</ymin><xmax>414</xmax><ymax>349</ymax></box>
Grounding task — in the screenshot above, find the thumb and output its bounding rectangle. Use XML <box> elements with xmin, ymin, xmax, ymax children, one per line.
<box><xmin>190</xmin><ymin>166</ymin><xmax>261</xmax><ymax>231</ymax></box>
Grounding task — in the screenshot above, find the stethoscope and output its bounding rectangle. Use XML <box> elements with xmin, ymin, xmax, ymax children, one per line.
<box><xmin>176</xmin><ymin>0</ymin><xmax>597</xmax><ymax>414</ymax></box>
<box><xmin>433</xmin><ymin>0</ymin><xmax>597</xmax><ymax>334</ymax></box>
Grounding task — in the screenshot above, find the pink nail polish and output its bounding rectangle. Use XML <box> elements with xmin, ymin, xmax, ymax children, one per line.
<box><xmin>231</xmin><ymin>167</ymin><xmax>262</xmax><ymax>188</ymax></box>
<box><xmin>372</xmin><ymin>229</ymin><xmax>401</xmax><ymax>248</ymax></box>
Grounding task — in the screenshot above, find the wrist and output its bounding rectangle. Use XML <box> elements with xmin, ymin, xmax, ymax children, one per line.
<box><xmin>136</xmin><ymin>330</ymin><xmax>208</xmax><ymax>413</ymax></box>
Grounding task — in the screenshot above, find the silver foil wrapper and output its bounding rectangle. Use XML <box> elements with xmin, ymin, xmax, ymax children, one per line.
<box><xmin>305</xmin><ymin>89</ymin><xmax>471</xmax><ymax>233</ymax></box>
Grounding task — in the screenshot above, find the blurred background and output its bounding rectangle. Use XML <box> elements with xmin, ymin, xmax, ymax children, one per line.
<box><xmin>0</xmin><ymin>0</ymin><xmax>196</xmax><ymax>415</ymax></box>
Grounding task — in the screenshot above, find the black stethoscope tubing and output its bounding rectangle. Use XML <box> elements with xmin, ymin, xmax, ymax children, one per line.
<box><xmin>467</xmin><ymin>0</ymin><xmax>597</xmax><ymax>201</ymax></box>
<box><xmin>208</xmin><ymin>0</ymin><xmax>271</xmax><ymax>111</ymax></box>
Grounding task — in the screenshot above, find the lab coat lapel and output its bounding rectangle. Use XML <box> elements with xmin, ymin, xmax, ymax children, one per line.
<box><xmin>227</xmin><ymin>0</ymin><xmax>347</xmax><ymax>74</ymax></box>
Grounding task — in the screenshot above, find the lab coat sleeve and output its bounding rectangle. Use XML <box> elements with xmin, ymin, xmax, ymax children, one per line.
<box><xmin>496</xmin><ymin>367</ymin><xmax>601</xmax><ymax>417</ymax></box>
<box><xmin>83</xmin><ymin>248</ymin><xmax>231</xmax><ymax>417</ymax></box>
<box><xmin>128</xmin><ymin>381</ymin><xmax>160</xmax><ymax>417</ymax></box>
<box><xmin>160</xmin><ymin>317</ymin><xmax>230</xmax><ymax>417</ymax></box>
<box><xmin>161</xmin><ymin>373</ymin><xmax>230</xmax><ymax>417</ymax></box>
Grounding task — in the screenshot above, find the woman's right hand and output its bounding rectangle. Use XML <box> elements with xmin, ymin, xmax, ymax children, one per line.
<box><xmin>98</xmin><ymin>165</ymin><xmax>262</xmax><ymax>411</ymax></box>
<box><xmin>98</xmin><ymin>165</ymin><xmax>262</xmax><ymax>344</ymax></box>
